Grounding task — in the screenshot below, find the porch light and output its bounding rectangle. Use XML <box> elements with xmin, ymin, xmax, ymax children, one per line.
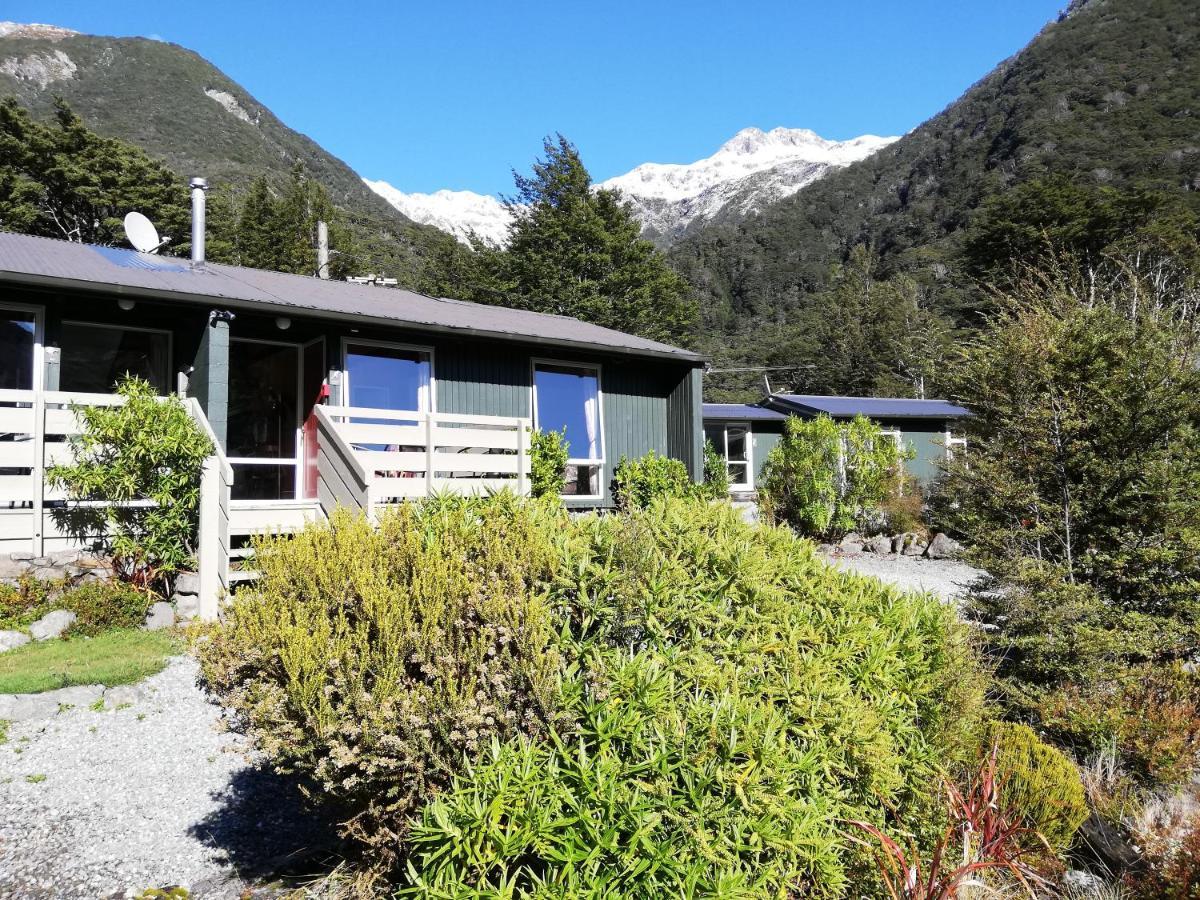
<box><xmin>275</xmin><ymin>316</ymin><xmax>291</xmax><ymax>331</ymax></box>
<box><xmin>117</xmin><ymin>298</ymin><xmax>136</xmax><ymax>311</ymax></box>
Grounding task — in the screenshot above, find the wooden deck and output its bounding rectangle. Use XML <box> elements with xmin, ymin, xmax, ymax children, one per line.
<box><xmin>0</xmin><ymin>390</ymin><xmax>532</xmax><ymax>620</ymax></box>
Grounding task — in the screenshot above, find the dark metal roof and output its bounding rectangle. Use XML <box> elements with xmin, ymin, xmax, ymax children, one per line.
<box><xmin>702</xmin><ymin>403</ymin><xmax>788</xmax><ymax>421</ymax></box>
<box><xmin>769</xmin><ymin>394</ymin><xmax>970</xmax><ymax>419</ymax></box>
<box><xmin>0</xmin><ymin>231</ymin><xmax>703</xmax><ymax>363</ymax></box>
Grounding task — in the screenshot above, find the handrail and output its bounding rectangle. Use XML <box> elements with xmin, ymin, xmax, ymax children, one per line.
<box><xmin>187</xmin><ymin>397</ymin><xmax>234</xmax><ymax>482</ymax></box>
<box><xmin>313</xmin><ymin>406</ymin><xmax>370</xmax><ymax>482</ymax></box>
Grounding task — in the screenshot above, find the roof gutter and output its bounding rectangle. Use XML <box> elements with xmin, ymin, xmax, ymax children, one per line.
<box><xmin>0</xmin><ymin>270</ymin><xmax>707</xmax><ymax>365</ymax></box>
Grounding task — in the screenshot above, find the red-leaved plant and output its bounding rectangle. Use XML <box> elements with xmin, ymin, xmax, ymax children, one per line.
<box><xmin>844</xmin><ymin>746</ymin><xmax>1055</xmax><ymax>899</ymax></box>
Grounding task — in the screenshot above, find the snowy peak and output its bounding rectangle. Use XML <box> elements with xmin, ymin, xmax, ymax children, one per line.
<box><xmin>363</xmin><ymin>181</ymin><xmax>511</xmax><ymax>247</ymax></box>
<box><xmin>366</xmin><ymin>126</ymin><xmax>899</xmax><ymax>248</ymax></box>
<box><xmin>597</xmin><ymin>127</ymin><xmax>898</xmax><ymax>241</ymax></box>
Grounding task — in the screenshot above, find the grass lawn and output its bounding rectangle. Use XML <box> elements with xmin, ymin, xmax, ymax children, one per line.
<box><xmin>0</xmin><ymin>629</ymin><xmax>179</xmax><ymax>694</ymax></box>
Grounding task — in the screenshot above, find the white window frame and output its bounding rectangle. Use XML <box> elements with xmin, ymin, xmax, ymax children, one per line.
<box><xmin>339</xmin><ymin>337</ymin><xmax>436</xmax><ymax>414</ymax></box>
<box><xmin>0</xmin><ymin>302</ymin><xmax>45</xmax><ymax>393</ymax></box>
<box><xmin>59</xmin><ymin>320</ymin><xmax>173</xmax><ymax>395</ymax></box>
<box><xmin>710</xmin><ymin>421</ymin><xmax>753</xmax><ymax>491</ymax></box>
<box><xmin>227</xmin><ymin>336</ymin><xmax>304</xmax><ymax>504</ymax></box>
<box><xmin>531</xmin><ymin>358</ymin><xmax>605</xmax><ymax>501</ymax></box>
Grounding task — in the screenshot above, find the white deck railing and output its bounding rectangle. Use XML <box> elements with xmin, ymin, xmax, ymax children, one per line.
<box><xmin>313</xmin><ymin>405</ymin><xmax>531</xmax><ymax>518</ymax></box>
<box><xmin>0</xmin><ymin>389</ymin><xmax>229</xmax><ymax>620</ymax></box>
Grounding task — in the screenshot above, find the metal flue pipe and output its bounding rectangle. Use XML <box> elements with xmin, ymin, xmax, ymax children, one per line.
<box><xmin>189</xmin><ymin>177</ymin><xmax>208</xmax><ymax>267</ymax></box>
<box><xmin>317</xmin><ymin>220</ymin><xmax>329</xmax><ymax>279</ymax></box>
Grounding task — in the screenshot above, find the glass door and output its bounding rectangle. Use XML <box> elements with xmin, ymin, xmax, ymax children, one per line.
<box><xmin>0</xmin><ymin>305</ymin><xmax>41</xmax><ymax>392</ymax></box>
<box><xmin>227</xmin><ymin>338</ymin><xmax>301</xmax><ymax>500</ymax></box>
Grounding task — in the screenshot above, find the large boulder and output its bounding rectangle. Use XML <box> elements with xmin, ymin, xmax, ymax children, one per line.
<box><xmin>0</xmin><ymin>630</ymin><xmax>30</xmax><ymax>653</ymax></box>
<box><xmin>143</xmin><ymin>601</ymin><xmax>176</xmax><ymax>631</ymax></box>
<box><xmin>925</xmin><ymin>532</ymin><xmax>963</xmax><ymax>560</ymax></box>
<box><xmin>839</xmin><ymin>532</ymin><xmax>865</xmax><ymax>555</ymax></box>
<box><xmin>29</xmin><ymin>609</ymin><xmax>76</xmax><ymax>641</ymax></box>
<box><xmin>865</xmin><ymin>534</ymin><xmax>893</xmax><ymax>555</ymax></box>
<box><xmin>173</xmin><ymin>572</ymin><xmax>200</xmax><ymax>597</ymax></box>
<box><xmin>1077</xmin><ymin>812</ymin><xmax>1140</xmax><ymax>873</ymax></box>
<box><xmin>902</xmin><ymin>535</ymin><xmax>929</xmax><ymax>557</ymax></box>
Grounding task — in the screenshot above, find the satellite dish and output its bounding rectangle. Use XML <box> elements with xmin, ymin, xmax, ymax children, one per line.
<box><xmin>123</xmin><ymin>211</ymin><xmax>168</xmax><ymax>254</ymax></box>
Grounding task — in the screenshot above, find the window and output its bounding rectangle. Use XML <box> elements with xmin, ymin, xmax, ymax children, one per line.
<box><xmin>343</xmin><ymin>342</ymin><xmax>432</xmax><ymax>414</ymax></box>
<box><xmin>704</xmin><ymin>422</ymin><xmax>753</xmax><ymax>490</ymax></box>
<box><xmin>533</xmin><ymin>362</ymin><xmax>603</xmax><ymax>497</ymax></box>
<box><xmin>59</xmin><ymin>322</ymin><xmax>170</xmax><ymax>394</ymax></box>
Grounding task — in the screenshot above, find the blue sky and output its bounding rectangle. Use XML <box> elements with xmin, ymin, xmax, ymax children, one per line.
<box><xmin>17</xmin><ymin>1</ymin><xmax>1066</xmax><ymax>196</ymax></box>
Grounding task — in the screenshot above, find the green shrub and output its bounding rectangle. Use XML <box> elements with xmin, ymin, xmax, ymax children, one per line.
<box><xmin>611</xmin><ymin>450</ymin><xmax>695</xmax><ymax>509</ymax></box>
<box><xmin>0</xmin><ymin>575</ymin><xmax>62</xmax><ymax>630</ymax></box>
<box><xmin>529</xmin><ymin>427</ymin><xmax>568</xmax><ymax>498</ymax></box>
<box><xmin>990</xmin><ymin>722</ymin><xmax>1088</xmax><ymax>851</ymax></box>
<box><xmin>0</xmin><ymin>576</ymin><xmax>146</xmax><ymax>635</ymax></box>
<box><xmin>702</xmin><ymin>436</ymin><xmax>730</xmax><ymax>499</ymax></box>
<box><xmin>198</xmin><ymin>495</ymin><xmax>567</xmax><ymax>867</ymax></box>
<box><xmin>62</xmin><ymin>581</ymin><xmax>152</xmax><ymax>636</ymax></box>
<box><xmin>759</xmin><ymin>414</ymin><xmax>908</xmax><ymax>538</ymax></box>
<box><xmin>1035</xmin><ymin>664</ymin><xmax>1200</xmax><ymax>787</ymax></box>
<box><xmin>47</xmin><ymin>376</ymin><xmax>213</xmax><ymax>586</ymax></box>
<box><xmin>402</xmin><ymin>498</ymin><xmax>986</xmax><ymax>896</ymax></box>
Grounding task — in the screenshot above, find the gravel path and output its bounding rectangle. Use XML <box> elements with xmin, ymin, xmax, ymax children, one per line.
<box><xmin>0</xmin><ymin>656</ymin><xmax>338</xmax><ymax>899</ymax></box>
<box><xmin>821</xmin><ymin>551</ymin><xmax>985</xmax><ymax>604</ymax></box>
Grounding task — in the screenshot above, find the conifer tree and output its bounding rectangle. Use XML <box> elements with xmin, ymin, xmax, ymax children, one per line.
<box><xmin>479</xmin><ymin>135</ymin><xmax>697</xmax><ymax>344</ymax></box>
<box><xmin>0</xmin><ymin>97</ymin><xmax>190</xmax><ymax>247</ymax></box>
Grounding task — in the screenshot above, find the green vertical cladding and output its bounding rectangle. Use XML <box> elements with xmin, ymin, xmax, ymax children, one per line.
<box><xmin>436</xmin><ymin>346</ymin><xmax>531</xmax><ymax>418</ymax></box>
<box><xmin>601</xmin><ymin>363</ymin><xmax>674</xmax><ymax>506</ymax></box>
<box><xmin>194</xmin><ymin>318</ymin><xmax>230</xmax><ymax>444</ymax></box>
<box><xmin>667</xmin><ymin>366</ymin><xmax>704</xmax><ymax>482</ymax></box>
<box><xmin>752</xmin><ymin>426</ymin><xmax>784</xmax><ymax>484</ymax></box>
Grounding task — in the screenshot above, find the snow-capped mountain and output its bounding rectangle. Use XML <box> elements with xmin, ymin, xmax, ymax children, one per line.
<box><xmin>364</xmin><ymin>127</ymin><xmax>898</xmax><ymax>247</ymax></box>
<box><xmin>362</xmin><ymin>181</ymin><xmax>512</xmax><ymax>247</ymax></box>
<box><xmin>597</xmin><ymin>127</ymin><xmax>898</xmax><ymax>242</ymax></box>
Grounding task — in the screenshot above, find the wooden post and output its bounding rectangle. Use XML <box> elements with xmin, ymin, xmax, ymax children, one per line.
<box><xmin>425</xmin><ymin>412</ymin><xmax>436</xmax><ymax>497</ymax></box>
<box><xmin>30</xmin><ymin>389</ymin><xmax>46</xmax><ymax>556</ymax></box>
<box><xmin>516</xmin><ymin>422</ymin><xmax>528</xmax><ymax>496</ymax></box>
<box><xmin>196</xmin><ymin>455</ymin><xmax>223</xmax><ymax>620</ymax></box>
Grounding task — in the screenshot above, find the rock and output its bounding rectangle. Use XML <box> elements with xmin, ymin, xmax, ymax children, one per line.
<box><xmin>143</xmin><ymin>601</ymin><xmax>176</xmax><ymax>631</ymax></box>
<box><xmin>0</xmin><ymin>684</ymin><xmax>105</xmax><ymax>721</ymax></box>
<box><xmin>865</xmin><ymin>535</ymin><xmax>893</xmax><ymax>555</ymax></box>
<box><xmin>0</xmin><ymin>630</ymin><xmax>31</xmax><ymax>653</ymax></box>
<box><xmin>173</xmin><ymin>572</ymin><xmax>201</xmax><ymax>596</ymax></box>
<box><xmin>8</xmin><ymin>551</ymin><xmax>36</xmax><ymax>562</ymax></box>
<box><xmin>925</xmin><ymin>532</ymin><xmax>963</xmax><ymax>560</ymax></box>
<box><xmin>0</xmin><ymin>693</ymin><xmax>60</xmax><ymax>722</ymax></box>
<box><xmin>891</xmin><ymin>534</ymin><xmax>907</xmax><ymax>554</ymax></box>
<box><xmin>174</xmin><ymin>593</ymin><xmax>201</xmax><ymax>622</ymax></box>
<box><xmin>28</xmin><ymin>610</ymin><xmax>76</xmax><ymax>641</ymax></box>
<box><xmin>103</xmin><ymin>683</ymin><xmax>152</xmax><ymax>708</ymax></box>
<box><xmin>903</xmin><ymin>538</ymin><xmax>928</xmax><ymax>557</ymax></box>
<box><xmin>30</xmin><ymin>566</ymin><xmax>62</xmax><ymax>582</ymax></box>
<box><xmin>1077</xmin><ymin>812</ymin><xmax>1140</xmax><ymax>873</ymax></box>
<box><xmin>839</xmin><ymin>532</ymin><xmax>865</xmax><ymax>554</ymax></box>
<box><xmin>46</xmin><ymin>684</ymin><xmax>104</xmax><ymax>709</ymax></box>
<box><xmin>0</xmin><ymin>557</ymin><xmax>27</xmax><ymax>580</ymax></box>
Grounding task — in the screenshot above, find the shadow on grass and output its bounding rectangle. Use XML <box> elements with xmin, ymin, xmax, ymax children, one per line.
<box><xmin>188</xmin><ymin>764</ymin><xmax>348</xmax><ymax>888</ymax></box>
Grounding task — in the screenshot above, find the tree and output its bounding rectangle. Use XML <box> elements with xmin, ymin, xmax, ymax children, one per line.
<box><xmin>465</xmin><ymin>136</ymin><xmax>697</xmax><ymax>344</ymax></box>
<box><xmin>939</xmin><ymin>262</ymin><xmax>1200</xmax><ymax>697</ymax></box>
<box><xmin>0</xmin><ymin>97</ymin><xmax>190</xmax><ymax>248</ymax></box>
<box><xmin>230</xmin><ymin>163</ymin><xmax>359</xmax><ymax>277</ymax></box>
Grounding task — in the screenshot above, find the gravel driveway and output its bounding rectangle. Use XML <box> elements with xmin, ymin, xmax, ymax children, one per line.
<box><xmin>0</xmin><ymin>656</ymin><xmax>338</xmax><ymax>899</ymax></box>
<box><xmin>820</xmin><ymin>550</ymin><xmax>986</xmax><ymax>604</ymax></box>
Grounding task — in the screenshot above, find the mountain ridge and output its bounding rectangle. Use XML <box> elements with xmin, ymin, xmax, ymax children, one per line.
<box><xmin>365</xmin><ymin>126</ymin><xmax>898</xmax><ymax>248</ymax></box>
<box><xmin>0</xmin><ymin>22</ymin><xmax>457</xmax><ymax>284</ymax></box>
